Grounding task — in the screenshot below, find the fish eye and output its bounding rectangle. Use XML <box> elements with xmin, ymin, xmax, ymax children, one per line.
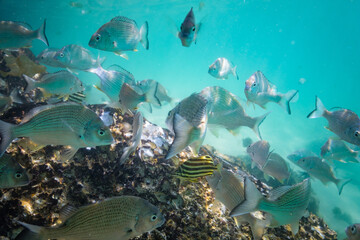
<box><xmin>252</xmin><ymin>83</ymin><xmax>257</xmax><ymax>86</ymax></box>
<box><xmin>41</xmin><ymin>56</ymin><xmax>44</xmax><ymax>59</ymax></box>
<box><xmin>150</xmin><ymin>214</ymin><xmax>157</xmax><ymax>221</ymax></box>
<box><xmin>192</xmin><ymin>26</ymin><xmax>195</xmax><ymax>31</ymax></box>
<box><xmin>351</xmin><ymin>225</ymin><xmax>357</xmax><ymax>234</ymax></box>
<box><xmin>95</xmin><ymin>34</ymin><xmax>101</xmax><ymax>41</ymax></box>
<box><xmin>14</xmin><ymin>172</ymin><xmax>23</xmax><ymax>178</ymax></box>
<box><xmin>180</xmin><ymin>25</ymin><xmax>183</xmax><ymax>30</ymax></box>
<box><xmin>355</xmin><ymin>131</ymin><xmax>360</xmax><ymax>137</ymax></box>
<box><xmin>98</xmin><ymin>129</ymin><xmax>105</xmax><ymax>136</ymax></box>
<box><xmin>59</xmin><ymin>53</ymin><xmax>64</xmax><ymax>58</ymax></box>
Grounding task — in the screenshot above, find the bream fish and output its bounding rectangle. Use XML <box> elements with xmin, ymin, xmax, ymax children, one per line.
<box><xmin>0</xmin><ymin>154</ymin><xmax>30</xmax><ymax>189</ymax></box>
<box><xmin>208</xmin><ymin>57</ymin><xmax>239</xmax><ymax>80</ymax></box>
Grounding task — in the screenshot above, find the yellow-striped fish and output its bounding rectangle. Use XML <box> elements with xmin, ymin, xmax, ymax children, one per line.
<box><xmin>174</xmin><ymin>155</ymin><xmax>220</xmax><ymax>182</ymax></box>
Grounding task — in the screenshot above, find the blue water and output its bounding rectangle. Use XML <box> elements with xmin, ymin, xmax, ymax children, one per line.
<box><xmin>2</xmin><ymin>0</ymin><xmax>360</xmax><ymax>238</ymax></box>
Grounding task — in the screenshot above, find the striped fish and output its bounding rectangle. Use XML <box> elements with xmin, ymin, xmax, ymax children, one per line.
<box><xmin>174</xmin><ymin>155</ymin><xmax>220</xmax><ymax>182</ymax></box>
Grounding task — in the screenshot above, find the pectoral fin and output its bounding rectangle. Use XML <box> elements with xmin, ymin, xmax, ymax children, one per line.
<box><xmin>59</xmin><ymin>146</ymin><xmax>79</xmax><ymax>162</ymax></box>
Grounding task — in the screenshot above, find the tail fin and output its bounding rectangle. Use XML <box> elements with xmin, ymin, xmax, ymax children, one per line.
<box><xmin>335</xmin><ymin>178</ymin><xmax>351</xmax><ymax>195</ymax></box>
<box><xmin>17</xmin><ymin>221</ymin><xmax>42</xmax><ymax>234</ymax></box>
<box><xmin>119</xmin><ymin>145</ymin><xmax>135</xmax><ymax>165</ymax></box>
<box><xmin>232</xmin><ymin>66</ymin><xmax>239</xmax><ymax>80</ymax></box>
<box><xmin>139</xmin><ymin>21</ymin><xmax>149</xmax><ymax>50</ymax></box>
<box><xmin>9</xmin><ymin>89</ymin><xmax>23</xmax><ymax>104</ymax></box>
<box><xmin>15</xmin><ymin>228</ymin><xmax>41</xmax><ymax>240</ymax></box>
<box><xmin>229</xmin><ymin>177</ymin><xmax>263</xmax><ymax>217</ymax></box>
<box><xmin>0</xmin><ymin>120</ymin><xmax>15</xmax><ymax>157</ymax></box>
<box><xmin>23</xmin><ymin>75</ymin><xmax>37</xmax><ymax>93</ymax></box>
<box><xmin>252</xmin><ymin>112</ymin><xmax>269</xmax><ymax>139</ymax></box>
<box><xmin>307</xmin><ymin>96</ymin><xmax>327</xmax><ymax>118</ymax></box>
<box><xmin>280</xmin><ymin>90</ymin><xmax>298</xmax><ymax>115</ymax></box>
<box><xmin>36</xmin><ymin>19</ymin><xmax>49</xmax><ymax>46</ymax></box>
<box><xmin>144</xmin><ymin>82</ymin><xmax>161</xmax><ymax>107</ymax></box>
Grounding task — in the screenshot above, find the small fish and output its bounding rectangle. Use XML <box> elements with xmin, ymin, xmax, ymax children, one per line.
<box><xmin>37</xmin><ymin>48</ymin><xmax>66</xmax><ymax>68</ymax></box>
<box><xmin>0</xmin><ymin>102</ymin><xmax>114</xmax><ymax>161</ymax></box>
<box><xmin>54</xmin><ymin>44</ymin><xmax>102</xmax><ymax>71</ymax></box>
<box><xmin>346</xmin><ymin>224</ymin><xmax>360</xmax><ymax>240</ymax></box>
<box><xmin>244</xmin><ymin>71</ymin><xmax>298</xmax><ymax>115</ymax></box>
<box><xmin>0</xmin><ymin>20</ymin><xmax>48</xmax><ymax>49</ymax></box>
<box><xmin>89</xmin><ymin>16</ymin><xmax>149</xmax><ymax>58</ymax></box>
<box><xmin>242</xmin><ymin>137</ymin><xmax>253</xmax><ymax>148</ymax></box>
<box><xmin>0</xmin><ymin>89</ymin><xmax>22</xmax><ymax>113</ymax></box>
<box><xmin>206</xmin><ymin>170</ymin><xmax>270</xmax><ymax>240</ymax></box>
<box><xmin>246</xmin><ymin>140</ymin><xmax>271</xmax><ymax>168</ymax></box>
<box><xmin>0</xmin><ymin>154</ymin><xmax>30</xmax><ymax>189</ymax></box>
<box><xmin>137</xmin><ymin>79</ymin><xmax>172</xmax><ymax>107</ymax></box>
<box><xmin>23</xmin><ymin>70</ymin><xmax>84</xmax><ymax>96</ymax></box>
<box><xmin>18</xmin><ymin>195</ymin><xmax>165</xmax><ymax>240</ymax></box>
<box><xmin>174</xmin><ymin>155</ymin><xmax>220</xmax><ymax>182</ymax></box>
<box><xmin>120</xmin><ymin>112</ymin><xmax>143</xmax><ymax>165</ymax></box>
<box><xmin>100</xmin><ymin>111</ymin><xmax>114</xmax><ymax>127</ymax></box>
<box><xmin>321</xmin><ymin>138</ymin><xmax>359</xmax><ymax>163</ymax></box>
<box><xmin>230</xmin><ymin>178</ymin><xmax>311</xmax><ymax>235</ymax></box>
<box><xmin>200</xmin><ymin>86</ymin><xmax>268</xmax><ymax>139</ymax></box>
<box><xmin>165</xmin><ymin>93</ymin><xmax>208</xmax><ymax>159</ymax></box>
<box><xmin>261</xmin><ymin>153</ymin><xmax>290</xmax><ymax>183</ymax></box>
<box><xmin>208</xmin><ymin>58</ymin><xmax>239</xmax><ymax>80</ymax></box>
<box><xmin>289</xmin><ymin>154</ymin><xmax>351</xmax><ymax>195</ymax></box>
<box><xmin>178</xmin><ymin>7</ymin><xmax>201</xmax><ymax>47</ymax></box>
<box><xmin>308</xmin><ymin>96</ymin><xmax>360</xmax><ymax>146</ymax></box>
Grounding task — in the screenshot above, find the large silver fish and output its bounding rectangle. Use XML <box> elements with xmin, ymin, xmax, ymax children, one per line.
<box><xmin>321</xmin><ymin>138</ymin><xmax>359</xmax><ymax>163</ymax></box>
<box><xmin>308</xmin><ymin>96</ymin><xmax>360</xmax><ymax>146</ymax></box>
<box><xmin>120</xmin><ymin>112</ymin><xmax>143</xmax><ymax>165</ymax></box>
<box><xmin>200</xmin><ymin>86</ymin><xmax>268</xmax><ymax>139</ymax></box>
<box><xmin>208</xmin><ymin>58</ymin><xmax>238</xmax><ymax>80</ymax></box>
<box><xmin>230</xmin><ymin>178</ymin><xmax>311</xmax><ymax>235</ymax></box>
<box><xmin>244</xmin><ymin>71</ymin><xmax>298</xmax><ymax>115</ymax></box>
<box><xmin>165</xmin><ymin>93</ymin><xmax>208</xmax><ymax>159</ymax></box>
<box><xmin>206</xmin><ymin>170</ymin><xmax>270</xmax><ymax>240</ymax></box>
<box><xmin>0</xmin><ymin>20</ymin><xmax>48</xmax><ymax>49</ymax></box>
<box><xmin>346</xmin><ymin>224</ymin><xmax>360</xmax><ymax>240</ymax></box>
<box><xmin>0</xmin><ymin>103</ymin><xmax>114</xmax><ymax>161</ymax></box>
<box><xmin>0</xmin><ymin>154</ymin><xmax>30</xmax><ymax>189</ymax></box>
<box><xmin>89</xmin><ymin>16</ymin><xmax>149</xmax><ymax>59</ymax></box>
<box><xmin>246</xmin><ymin>140</ymin><xmax>271</xmax><ymax>168</ymax></box>
<box><xmin>178</xmin><ymin>7</ymin><xmax>201</xmax><ymax>47</ymax></box>
<box><xmin>18</xmin><ymin>195</ymin><xmax>165</xmax><ymax>240</ymax></box>
<box><xmin>37</xmin><ymin>48</ymin><xmax>66</xmax><ymax>68</ymax></box>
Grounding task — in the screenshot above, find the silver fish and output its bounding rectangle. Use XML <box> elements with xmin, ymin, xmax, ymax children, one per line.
<box><xmin>165</xmin><ymin>93</ymin><xmax>208</xmax><ymax>159</ymax></box>
<box><xmin>0</xmin><ymin>20</ymin><xmax>48</xmax><ymax>49</ymax></box>
<box><xmin>200</xmin><ymin>86</ymin><xmax>268</xmax><ymax>139</ymax></box>
<box><xmin>262</xmin><ymin>153</ymin><xmax>290</xmax><ymax>183</ymax></box>
<box><xmin>230</xmin><ymin>178</ymin><xmax>311</xmax><ymax>235</ymax></box>
<box><xmin>23</xmin><ymin>70</ymin><xmax>84</xmax><ymax>96</ymax></box>
<box><xmin>120</xmin><ymin>112</ymin><xmax>143</xmax><ymax>165</ymax></box>
<box><xmin>321</xmin><ymin>138</ymin><xmax>359</xmax><ymax>163</ymax></box>
<box><xmin>208</xmin><ymin>58</ymin><xmax>238</xmax><ymax>80</ymax></box>
<box><xmin>246</xmin><ymin>140</ymin><xmax>270</xmax><ymax>168</ymax></box>
<box><xmin>54</xmin><ymin>44</ymin><xmax>102</xmax><ymax>71</ymax></box>
<box><xmin>244</xmin><ymin>71</ymin><xmax>298</xmax><ymax>115</ymax></box>
<box><xmin>178</xmin><ymin>7</ymin><xmax>201</xmax><ymax>47</ymax></box>
<box><xmin>289</xmin><ymin>154</ymin><xmax>351</xmax><ymax>195</ymax></box>
<box><xmin>18</xmin><ymin>195</ymin><xmax>165</xmax><ymax>240</ymax></box>
<box><xmin>37</xmin><ymin>48</ymin><xmax>66</xmax><ymax>68</ymax></box>
<box><xmin>308</xmin><ymin>96</ymin><xmax>360</xmax><ymax>146</ymax></box>
<box><xmin>89</xmin><ymin>16</ymin><xmax>149</xmax><ymax>59</ymax></box>
<box><xmin>0</xmin><ymin>89</ymin><xmax>22</xmax><ymax>113</ymax></box>
<box><xmin>346</xmin><ymin>224</ymin><xmax>360</xmax><ymax>240</ymax></box>
<box><xmin>137</xmin><ymin>79</ymin><xmax>172</xmax><ymax>107</ymax></box>
<box><xmin>0</xmin><ymin>154</ymin><xmax>30</xmax><ymax>189</ymax></box>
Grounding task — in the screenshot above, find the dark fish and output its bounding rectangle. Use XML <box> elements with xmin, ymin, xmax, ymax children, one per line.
<box><xmin>174</xmin><ymin>155</ymin><xmax>220</xmax><ymax>182</ymax></box>
<box><xmin>0</xmin><ymin>154</ymin><xmax>30</xmax><ymax>189</ymax></box>
<box><xmin>346</xmin><ymin>224</ymin><xmax>360</xmax><ymax>240</ymax></box>
<box><xmin>178</xmin><ymin>7</ymin><xmax>201</xmax><ymax>47</ymax></box>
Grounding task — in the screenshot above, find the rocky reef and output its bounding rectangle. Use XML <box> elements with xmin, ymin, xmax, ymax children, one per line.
<box><xmin>0</xmin><ymin>49</ymin><xmax>338</xmax><ymax>240</ymax></box>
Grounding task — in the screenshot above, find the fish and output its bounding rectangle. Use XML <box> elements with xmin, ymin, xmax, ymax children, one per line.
<box><xmin>18</xmin><ymin>195</ymin><xmax>165</xmax><ymax>240</ymax></box>
<box><xmin>0</xmin><ymin>19</ymin><xmax>48</xmax><ymax>49</ymax></box>
<box><xmin>246</xmin><ymin>140</ymin><xmax>271</xmax><ymax>169</ymax></box>
<box><xmin>0</xmin><ymin>154</ymin><xmax>30</xmax><ymax>189</ymax></box>
<box><xmin>174</xmin><ymin>155</ymin><xmax>220</xmax><ymax>182</ymax></box>
<box><xmin>90</xmin><ymin>64</ymin><xmax>136</xmax><ymax>104</ymax></box>
<box><xmin>230</xmin><ymin>178</ymin><xmax>311</xmax><ymax>234</ymax></box>
<box><xmin>289</xmin><ymin>154</ymin><xmax>351</xmax><ymax>195</ymax></box>
<box><xmin>54</xmin><ymin>44</ymin><xmax>103</xmax><ymax>71</ymax></box>
<box><xmin>261</xmin><ymin>153</ymin><xmax>290</xmax><ymax>183</ymax></box>
<box><xmin>321</xmin><ymin>138</ymin><xmax>359</xmax><ymax>163</ymax></box>
<box><xmin>346</xmin><ymin>224</ymin><xmax>360</xmax><ymax>240</ymax></box>
<box><xmin>244</xmin><ymin>71</ymin><xmax>298</xmax><ymax>115</ymax></box>
<box><xmin>0</xmin><ymin>102</ymin><xmax>114</xmax><ymax>161</ymax></box>
<box><xmin>200</xmin><ymin>86</ymin><xmax>268</xmax><ymax>139</ymax></box>
<box><xmin>242</xmin><ymin>137</ymin><xmax>253</xmax><ymax>148</ymax></box>
<box><xmin>178</xmin><ymin>7</ymin><xmax>201</xmax><ymax>47</ymax></box>
<box><xmin>36</xmin><ymin>48</ymin><xmax>66</xmax><ymax>68</ymax></box>
<box><xmin>0</xmin><ymin>89</ymin><xmax>22</xmax><ymax>113</ymax></box>
<box><xmin>165</xmin><ymin>93</ymin><xmax>208</xmax><ymax>159</ymax></box>
<box><xmin>23</xmin><ymin>70</ymin><xmax>84</xmax><ymax>97</ymax></box>
<box><xmin>208</xmin><ymin>58</ymin><xmax>239</xmax><ymax>80</ymax></box>
<box><xmin>119</xmin><ymin>83</ymin><xmax>161</xmax><ymax>114</ymax></box>
<box><xmin>308</xmin><ymin>96</ymin><xmax>360</xmax><ymax>146</ymax></box>
<box><xmin>100</xmin><ymin>111</ymin><xmax>114</xmax><ymax>127</ymax></box>
<box><xmin>332</xmin><ymin>207</ymin><xmax>353</xmax><ymax>225</ymax></box>
<box><xmin>89</xmin><ymin>16</ymin><xmax>149</xmax><ymax>59</ymax></box>
<box><xmin>119</xmin><ymin>112</ymin><xmax>143</xmax><ymax>165</ymax></box>
<box><xmin>206</xmin><ymin>169</ymin><xmax>270</xmax><ymax>240</ymax></box>
<box><xmin>137</xmin><ymin>79</ymin><xmax>172</xmax><ymax>107</ymax></box>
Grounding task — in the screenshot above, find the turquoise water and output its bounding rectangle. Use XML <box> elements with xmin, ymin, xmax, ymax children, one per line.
<box><xmin>2</xmin><ymin>0</ymin><xmax>360</xmax><ymax>238</ymax></box>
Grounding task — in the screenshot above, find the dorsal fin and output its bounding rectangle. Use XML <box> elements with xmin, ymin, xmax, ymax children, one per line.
<box><xmin>267</xmin><ymin>185</ymin><xmax>292</xmax><ymax>201</ymax></box>
<box><xmin>106</xmin><ymin>64</ymin><xmax>135</xmax><ymax>81</ymax></box>
<box><xmin>59</xmin><ymin>205</ymin><xmax>78</xmax><ymax>222</ymax></box>
<box><xmin>111</xmin><ymin>16</ymin><xmax>137</xmax><ymax>26</ymax></box>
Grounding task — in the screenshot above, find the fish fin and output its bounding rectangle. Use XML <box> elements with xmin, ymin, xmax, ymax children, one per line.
<box><xmin>119</xmin><ymin>145</ymin><xmax>135</xmax><ymax>165</ymax></box>
<box><xmin>22</xmin><ymin>75</ymin><xmax>37</xmax><ymax>93</ymax></box>
<box><xmin>59</xmin><ymin>205</ymin><xmax>78</xmax><ymax>222</ymax></box>
<box><xmin>252</xmin><ymin>112</ymin><xmax>270</xmax><ymax>140</ymax></box>
<box><xmin>229</xmin><ymin>177</ymin><xmax>262</xmax><ymax>217</ymax></box>
<box><xmin>16</xmin><ymin>221</ymin><xmax>42</xmax><ymax>234</ymax></box>
<box><xmin>280</xmin><ymin>90</ymin><xmax>299</xmax><ymax>115</ymax></box>
<box><xmin>251</xmin><ymin>161</ymin><xmax>257</xmax><ymax>169</ymax></box>
<box><xmin>59</xmin><ymin>146</ymin><xmax>78</xmax><ymax>162</ymax></box>
<box><xmin>227</xmin><ymin>128</ymin><xmax>240</xmax><ymax>136</ymax></box>
<box><xmin>232</xmin><ymin>65</ymin><xmax>239</xmax><ymax>80</ymax></box>
<box><xmin>263</xmin><ymin>174</ymin><xmax>270</xmax><ymax>181</ymax></box>
<box><xmin>0</xmin><ymin>120</ymin><xmax>15</xmax><ymax>157</ymax></box>
<box><xmin>14</xmin><ymin>228</ymin><xmax>41</xmax><ymax>240</ymax></box>
<box><xmin>307</xmin><ymin>96</ymin><xmax>327</xmax><ymax>118</ymax></box>
<box><xmin>209</xmin><ymin>127</ymin><xmax>220</xmax><ymax>138</ymax></box>
<box><xmin>140</xmin><ymin>102</ymin><xmax>153</xmax><ymax>113</ymax></box>
<box><xmin>139</xmin><ymin>21</ymin><xmax>149</xmax><ymax>50</ymax></box>
<box><xmin>144</xmin><ymin>82</ymin><xmax>161</xmax><ymax>107</ymax></box>
<box><xmin>93</xmin><ymin>84</ymin><xmax>105</xmax><ymax>94</ymax></box>
<box><xmin>114</xmin><ymin>51</ymin><xmax>129</xmax><ymax>60</ymax></box>
<box><xmin>10</xmin><ymin>89</ymin><xmax>23</xmax><ymax>104</ymax></box>
<box><xmin>249</xmin><ymin>218</ymin><xmax>269</xmax><ymax>240</ymax></box>
<box><xmin>36</xmin><ymin>19</ymin><xmax>49</xmax><ymax>46</ymax></box>
<box><xmin>289</xmin><ymin>221</ymin><xmax>300</xmax><ymax>235</ymax></box>
<box><xmin>335</xmin><ymin>178</ymin><xmax>351</xmax><ymax>195</ymax></box>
